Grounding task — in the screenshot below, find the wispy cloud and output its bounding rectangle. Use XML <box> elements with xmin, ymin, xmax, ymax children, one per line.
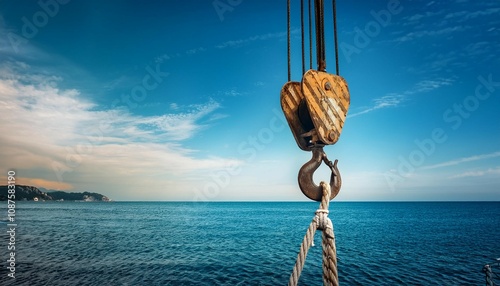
<box><xmin>449</xmin><ymin>167</ymin><xmax>500</xmax><ymax>179</ymax></box>
<box><xmin>422</xmin><ymin>152</ymin><xmax>500</xmax><ymax>170</ymax></box>
<box><xmin>444</xmin><ymin>7</ymin><xmax>500</xmax><ymax>21</ymax></box>
<box><xmin>186</xmin><ymin>47</ymin><xmax>207</xmax><ymax>55</ymax></box>
<box><xmin>396</xmin><ymin>2</ymin><xmax>500</xmax><ymax>77</ymax></box>
<box><xmin>395</xmin><ymin>25</ymin><xmax>469</xmax><ymax>42</ymax></box>
<box><xmin>348</xmin><ymin>94</ymin><xmax>403</xmax><ymax>118</ymax></box>
<box><xmin>403</xmin><ymin>11</ymin><xmax>442</xmax><ymax>24</ymax></box>
<box><xmin>139</xmin><ymin>100</ymin><xmax>222</xmax><ymax>141</ymax></box>
<box><xmin>169</xmin><ymin>103</ymin><xmax>179</xmax><ymax>110</ymax></box>
<box><xmin>216</xmin><ymin>88</ymin><xmax>244</xmax><ymax>97</ymax></box>
<box><xmin>396</xmin><ymin>2</ymin><xmax>500</xmax><ymax>44</ymax></box>
<box><xmin>215</xmin><ymin>30</ymin><xmax>295</xmax><ymax>49</ymax></box>
<box><xmin>348</xmin><ymin>78</ymin><xmax>453</xmax><ymax>118</ymax></box>
<box><xmin>102</xmin><ymin>75</ymin><xmax>135</xmax><ymax>91</ymax></box>
<box><xmin>154</xmin><ymin>48</ymin><xmax>207</xmax><ymax>64</ymax></box>
<box><xmin>0</xmin><ymin>61</ymin><xmax>240</xmax><ymax>193</ymax></box>
<box><xmin>412</xmin><ymin>78</ymin><xmax>454</xmax><ymax>93</ymax></box>
<box><xmin>402</xmin><ymin>5</ymin><xmax>500</xmax><ymax>27</ymax></box>
<box><xmin>464</xmin><ymin>41</ymin><xmax>490</xmax><ymax>56</ymax></box>
<box><xmin>154</xmin><ymin>29</ymin><xmax>295</xmax><ymax>64</ymax></box>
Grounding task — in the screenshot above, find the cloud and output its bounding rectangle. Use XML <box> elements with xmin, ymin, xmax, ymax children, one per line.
<box><xmin>402</xmin><ymin>5</ymin><xmax>500</xmax><ymax>27</ymax></box>
<box><xmin>348</xmin><ymin>94</ymin><xmax>403</xmax><ymax>118</ymax></box>
<box><xmin>403</xmin><ymin>11</ymin><xmax>442</xmax><ymax>24</ymax></box>
<box><xmin>448</xmin><ymin>167</ymin><xmax>500</xmax><ymax>179</ymax></box>
<box><xmin>348</xmin><ymin>78</ymin><xmax>453</xmax><ymax>118</ymax></box>
<box><xmin>395</xmin><ymin>25</ymin><xmax>469</xmax><ymax>42</ymax></box>
<box><xmin>154</xmin><ymin>48</ymin><xmax>207</xmax><ymax>64</ymax></box>
<box><xmin>102</xmin><ymin>75</ymin><xmax>134</xmax><ymax>91</ymax></box>
<box><xmin>395</xmin><ymin>3</ymin><xmax>500</xmax><ymax>46</ymax></box>
<box><xmin>217</xmin><ymin>88</ymin><xmax>244</xmax><ymax>97</ymax></box>
<box><xmin>444</xmin><ymin>7</ymin><xmax>500</xmax><ymax>21</ymax></box>
<box><xmin>154</xmin><ymin>53</ymin><xmax>171</xmax><ymax>63</ymax></box>
<box><xmin>169</xmin><ymin>103</ymin><xmax>179</xmax><ymax>110</ymax></box>
<box><xmin>413</xmin><ymin>78</ymin><xmax>454</xmax><ymax>93</ymax></box>
<box><xmin>465</xmin><ymin>41</ymin><xmax>490</xmax><ymax>56</ymax></box>
<box><xmin>186</xmin><ymin>47</ymin><xmax>207</xmax><ymax>55</ymax></box>
<box><xmin>397</xmin><ymin>3</ymin><xmax>500</xmax><ymax>76</ymax></box>
<box><xmin>0</xmin><ymin>61</ymin><xmax>241</xmax><ymax>198</ymax></box>
<box><xmin>139</xmin><ymin>100</ymin><xmax>222</xmax><ymax>141</ymax></box>
<box><xmin>153</xmin><ymin>29</ymin><xmax>295</xmax><ymax>64</ymax></box>
<box><xmin>421</xmin><ymin>151</ymin><xmax>500</xmax><ymax>170</ymax></box>
<box><xmin>215</xmin><ymin>30</ymin><xmax>296</xmax><ymax>49</ymax></box>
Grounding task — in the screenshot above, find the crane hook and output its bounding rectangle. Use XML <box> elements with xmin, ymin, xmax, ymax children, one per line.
<box><xmin>298</xmin><ymin>146</ymin><xmax>341</xmax><ymax>201</ymax></box>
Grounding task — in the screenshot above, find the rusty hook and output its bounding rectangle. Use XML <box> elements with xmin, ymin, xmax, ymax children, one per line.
<box><xmin>298</xmin><ymin>146</ymin><xmax>341</xmax><ymax>201</ymax></box>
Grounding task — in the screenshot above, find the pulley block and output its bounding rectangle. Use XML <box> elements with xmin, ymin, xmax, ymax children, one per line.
<box><xmin>301</xmin><ymin>70</ymin><xmax>350</xmax><ymax>145</ymax></box>
<box><xmin>280</xmin><ymin>70</ymin><xmax>350</xmax><ymax>150</ymax></box>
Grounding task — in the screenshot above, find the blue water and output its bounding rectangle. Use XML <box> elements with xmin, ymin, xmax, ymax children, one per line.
<box><xmin>1</xmin><ymin>202</ymin><xmax>499</xmax><ymax>285</ymax></box>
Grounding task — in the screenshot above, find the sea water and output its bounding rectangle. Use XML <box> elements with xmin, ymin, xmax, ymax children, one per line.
<box><xmin>0</xmin><ymin>202</ymin><xmax>499</xmax><ymax>285</ymax></box>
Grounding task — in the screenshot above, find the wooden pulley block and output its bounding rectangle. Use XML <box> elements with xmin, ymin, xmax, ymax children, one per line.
<box><xmin>301</xmin><ymin>70</ymin><xmax>350</xmax><ymax>145</ymax></box>
<box><xmin>280</xmin><ymin>81</ymin><xmax>312</xmax><ymax>151</ymax></box>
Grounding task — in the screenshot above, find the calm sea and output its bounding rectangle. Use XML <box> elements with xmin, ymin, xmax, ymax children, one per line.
<box><xmin>1</xmin><ymin>202</ymin><xmax>499</xmax><ymax>285</ymax></box>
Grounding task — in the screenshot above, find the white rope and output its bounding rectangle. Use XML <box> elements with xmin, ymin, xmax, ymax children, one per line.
<box><xmin>289</xmin><ymin>181</ymin><xmax>338</xmax><ymax>286</ymax></box>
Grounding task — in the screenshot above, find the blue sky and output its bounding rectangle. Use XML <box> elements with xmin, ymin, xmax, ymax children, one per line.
<box><xmin>0</xmin><ymin>0</ymin><xmax>499</xmax><ymax>201</ymax></box>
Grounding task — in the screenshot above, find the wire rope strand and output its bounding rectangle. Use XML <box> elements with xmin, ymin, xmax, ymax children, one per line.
<box><xmin>320</xmin><ymin>0</ymin><xmax>326</xmax><ymax>66</ymax></box>
<box><xmin>287</xmin><ymin>0</ymin><xmax>291</xmax><ymax>81</ymax></box>
<box><xmin>332</xmin><ymin>0</ymin><xmax>339</xmax><ymax>75</ymax></box>
<box><xmin>314</xmin><ymin>0</ymin><xmax>326</xmax><ymax>71</ymax></box>
<box><xmin>308</xmin><ymin>0</ymin><xmax>313</xmax><ymax>69</ymax></box>
<box><xmin>301</xmin><ymin>0</ymin><xmax>305</xmax><ymax>75</ymax></box>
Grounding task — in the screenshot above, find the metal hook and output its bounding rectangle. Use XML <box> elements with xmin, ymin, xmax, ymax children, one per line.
<box><xmin>298</xmin><ymin>146</ymin><xmax>341</xmax><ymax>201</ymax></box>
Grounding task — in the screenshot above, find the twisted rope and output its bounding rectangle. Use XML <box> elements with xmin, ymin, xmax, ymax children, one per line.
<box><xmin>289</xmin><ymin>181</ymin><xmax>338</xmax><ymax>286</ymax></box>
<box><xmin>483</xmin><ymin>264</ymin><xmax>494</xmax><ymax>286</ymax></box>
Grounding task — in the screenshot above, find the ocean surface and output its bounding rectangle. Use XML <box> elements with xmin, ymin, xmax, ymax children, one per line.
<box><xmin>1</xmin><ymin>201</ymin><xmax>499</xmax><ymax>285</ymax></box>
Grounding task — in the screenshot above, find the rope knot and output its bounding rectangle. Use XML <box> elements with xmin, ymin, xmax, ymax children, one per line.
<box><xmin>315</xmin><ymin>209</ymin><xmax>331</xmax><ymax>231</ymax></box>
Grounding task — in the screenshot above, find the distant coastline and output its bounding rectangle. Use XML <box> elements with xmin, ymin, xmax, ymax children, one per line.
<box><xmin>0</xmin><ymin>185</ymin><xmax>110</xmax><ymax>202</ymax></box>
